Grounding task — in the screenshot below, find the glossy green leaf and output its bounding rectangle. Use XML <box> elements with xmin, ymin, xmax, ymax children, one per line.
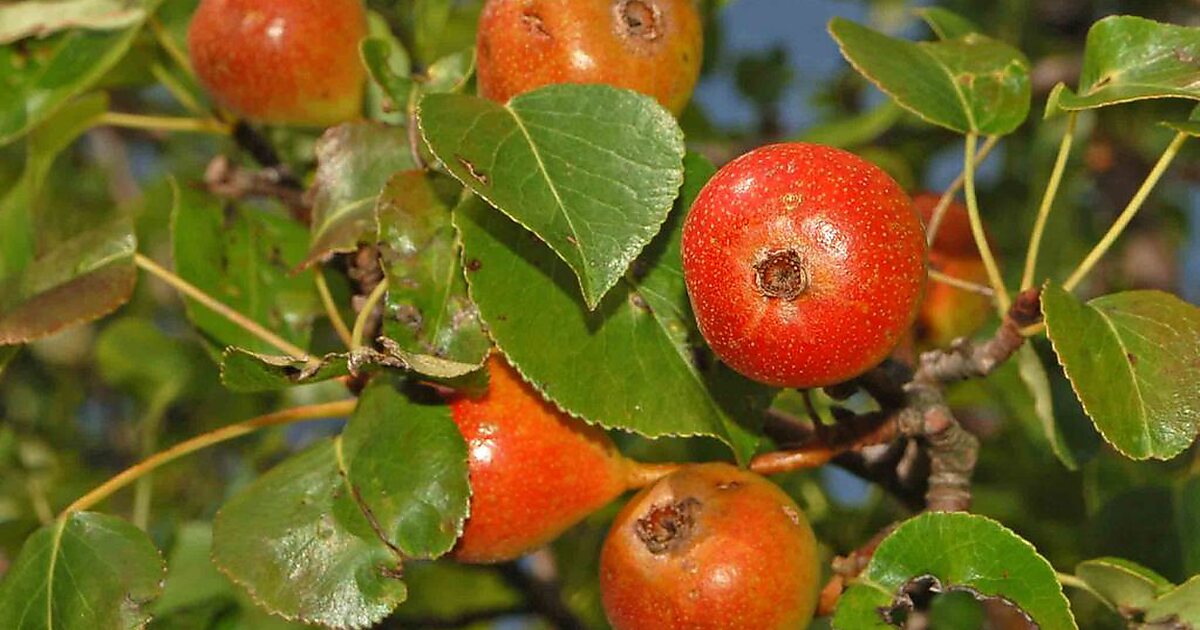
<box><xmin>1145</xmin><ymin>576</ymin><xmax>1200</xmax><ymax>625</ymax></box>
<box><xmin>1047</xmin><ymin>16</ymin><xmax>1200</xmax><ymax>115</ymax></box>
<box><xmin>916</xmin><ymin>7</ymin><xmax>981</xmax><ymax>40</ymax></box>
<box><xmin>0</xmin><ymin>511</ymin><xmax>165</xmax><ymax>630</ymax></box>
<box><xmin>456</xmin><ymin>153</ymin><xmax>768</xmax><ymax>463</ymax></box>
<box><xmin>833</xmin><ymin>512</ymin><xmax>1075</xmax><ymax>630</ymax></box>
<box><xmin>377</xmin><ymin>171</ymin><xmax>488</xmax><ymax>367</ymax></box>
<box><xmin>0</xmin><ymin>17</ymin><xmax>142</xmax><ymax>146</ymax></box>
<box><xmin>829</xmin><ymin>17</ymin><xmax>1030</xmax><ymax>135</ymax></box>
<box><xmin>1074</xmin><ymin>557</ymin><xmax>1172</xmax><ymax>612</ymax></box>
<box><xmin>1042</xmin><ymin>285</ymin><xmax>1200</xmax><ymax>460</ymax></box>
<box><xmin>341</xmin><ymin>378</ymin><xmax>469</xmax><ymax>559</ymax></box>
<box><xmin>213</xmin><ymin>439</ymin><xmax>407</xmax><ymax>629</ymax></box>
<box><xmin>219</xmin><ymin>348</ymin><xmax>350</xmax><ymax>392</ymax></box>
<box><xmin>0</xmin><ymin>93</ymin><xmax>135</xmax><ymax>345</ymax></box>
<box><xmin>171</xmin><ymin>189</ymin><xmax>320</xmax><ymax>355</ymax></box>
<box><xmin>0</xmin><ymin>0</ymin><xmax>146</xmax><ymax>44</ymax></box>
<box><xmin>420</xmin><ymin>84</ymin><xmax>686</xmax><ymax>308</ymax></box>
<box><xmin>303</xmin><ymin>122</ymin><xmax>416</xmax><ymax>267</ymax></box>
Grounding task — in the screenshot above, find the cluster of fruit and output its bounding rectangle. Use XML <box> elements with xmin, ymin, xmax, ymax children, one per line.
<box><xmin>186</xmin><ymin>0</ymin><xmax>990</xmax><ymax>626</ymax></box>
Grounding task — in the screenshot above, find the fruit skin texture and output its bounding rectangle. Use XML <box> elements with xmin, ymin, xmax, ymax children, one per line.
<box><xmin>475</xmin><ymin>0</ymin><xmax>703</xmax><ymax>114</ymax></box>
<box><xmin>600</xmin><ymin>463</ymin><xmax>820</xmax><ymax>630</ymax></box>
<box><xmin>681</xmin><ymin>142</ymin><xmax>927</xmax><ymax>388</ymax></box>
<box><xmin>449</xmin><ymin>355</ymin><xmax>630</xmax><ymax>563</ymax></box>
<box><xmin>913</xmin><ymin>192</ymin><xmax>992</xmax><ymax>347</ymax></box>
<box><xmin>187</xmin><ymin>0</ymin><xmax>367</xmax><ymax>126</ymax></box>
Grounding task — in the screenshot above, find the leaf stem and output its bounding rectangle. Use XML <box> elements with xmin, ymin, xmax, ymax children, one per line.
<box><xmin>1021</xmin><ymin>112</ymin><xmax>1078</xmax><ymax>291</ymax></box>
<box><xmin>148</xmin><ymin>16</ymin><xmax>195</xmax><ymax>79</ymax></box>
<box><xmin>925</xmin><ymin>135</ymin><xmax>1000</xmax><ymax>245</ymax></box>
<box><xmin>131</xmin><ymin>387</ymin><xmax>176</xmax><ymax>530</ymax></box>
<box><xmin>98</xmin><ymin>112</ymin><xmax>230</xmax><ymax>135</ymax></box>
<box><xmin>1063</xmin><ymin>131</ymin><xmax>1188</xmax><ymax>292</ymax></box>
<box><xmin>149</xmin><ymin>64</ymin><xmax>207</xmax><ymax>117</ymax></box>
<box><xmin>963</xmin><ymin>133</ymin><xmax>1011</xmax><ymax>314</ymax></box>
<box><xmin>928</xmin><ymin>269</ymin><xmax>995</xmax><ymax>296</ymax></box>
<box><xmin>351</xmin><ymin>278</ymin><xmax>389</xmax><ymax>350</ymax></box>
<box><xmin>315</xmin><ymin>270</ymin><xmax>354</xmax><ymax>348</ymax></box>
<box><xmin>61</xmin><ymin>400</ymin><xmax>356</xmax><ymax>516</ymax></box>
<box><xmin>134</xmin><ymin>253</ymin><xmax>309</xmax><ymax>359</ymax></box>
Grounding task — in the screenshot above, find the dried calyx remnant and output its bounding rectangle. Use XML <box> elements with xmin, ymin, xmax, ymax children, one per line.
<box><xmin>635</xmin><ymin>497</ymin><xmax>700</xmax><ymax>554</ymax></box>
<box><xmin>754</xmin><ymin>249</ymin><xmax>809</xmax><ymax>300</ymax></box>
<box><xmin>616</xmin><ymin>0</ymin><xmax>662</xmax><ymax>40</ymax></box>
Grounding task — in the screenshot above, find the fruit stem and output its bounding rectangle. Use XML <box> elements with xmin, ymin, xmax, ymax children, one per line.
<box><xmin>98</xmin><ymin>112</ymin><xmax>230</xmax><ymax>135</ymax></box>
<box><xmin>624</xmin><ymin>461</ymin><xmax>684</xmax><ymax>489</ymax></box>
<box><xmin>351</xmin><ymin>278</ymin><xmax>389</xmax><ymax>350</ymax></box>
<box><xmin>962</xmin><ymin>133</ymin><xmax>1011</xmax><ymax>314</ymax></box>
<box><xmin>1021</xmin><ymin>112</ymin><xmax>1078</xmax><ymax>291</ymax></box>
<box><xmin>928</xmin><ymin>269</ymin><xmax>994</xmax><ymax>296</ymax></box>
<box><xmin>60</xmin><ymin>400</ymin><xmax>356</xmax><ymax>516</ymax></box>
<box><xmin>134</xmin><ymin>253</ymin><xmax>310</xmax><ymax>359</ymax></box>
<box><xmin>925</xmin><ymin>135</ymin><xmax>1000</xmax><ymax>245</ymax></box>
<box><xmin>1063</xmin><ymin>131</ymin><xmax>1188</xmax><ymax>292</ymax></box>
<box><xmin>315</xmin><ymin>269</ymin><xmax>355</xmax><ymax>348</ymax></box>
<box><xmin>749</xmin><ymin>447</ymin><xmax>836</xmax><ymax>476</ymax></box>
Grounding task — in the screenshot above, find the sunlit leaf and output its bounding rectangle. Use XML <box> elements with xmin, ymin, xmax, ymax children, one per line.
<box><xmin>0</xmin><ymin>512</ymin><xmax>165</xmax><ymax>630</ymax></box>
<box><xmin>213</xmin><ymin>439</ymin><xmax>407</xmax><ymax>629</ymax></box>
<box><xmin>341</xmin><ymin>378</ymin><xmax>469</xmax><ymax>559</ymax></box>
<box><xmin>456</xmin><ymin>153</ymin><xmax>768</xmax><ymax>463</ymax></box>
<box><xmin>833</xmin><ymin>512</ymin><xmax>1076</xmax><ymax>630</ymax></box>
<box><xmin>1043</xmin><ymin>285</ymin><xmax>1200</xmax><ymax>460</ymax></box>
<box><xmin>420</xmin><ymin>84</ymin><xmax>686</xmax><ymax>308</ymax></box>
<box><xmin>1047</xmin><ymin>16</ymin><xmax>1200</xmax><ymax>115</ymax></box>
<box><xmin>0</xmin><ymin>0</ymin><xmax>146</xmax><ymax>44</ymax></box>
<box><xmin>377</xmin><ymin>171</ymin><xmax>488</xmax><ymax>367</ymax></box>
<box><xmin>303</xmin><ymin>122</ymin><xmax>416</xmax><ymax>268</ymax></box>
<box><xmin>830</xmin><ymin>17</ymin><xmax>1030</xmax><ymax>135</ymax></box>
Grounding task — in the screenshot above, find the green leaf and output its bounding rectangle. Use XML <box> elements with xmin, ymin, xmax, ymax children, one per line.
<box><xmin>456</xmin><ymin>153</ymin><xmax>768</xmax><ymax>464</ymax></box>
<box><xmin>303</xmin><ymin>122</ymin><xmax>416</xmax><ymax>268</ymax></box>
<box><xmin>833</xmin><ymin>512</ymin><xmax>1076</xmax><ymax>630</ymax></box>
<box><xmin>829</xmin><ymin>17</ymin><xmax>1031</xmax><ymax>136</ymax></box>
<box><xmin>1047</xmin><ymin>16</ymin><xmax>1200</xmax><ymax>115</ymax></box>
<box><xmin>171</xmin><ymin>188</ymin><xmax>320</xmax><ymax>355</ymax></box>
<box><xmin>219</xmin><ymin>347</ymin><xmax>350</xmax><ymax>392</ymax></box>
<box><xmin>0</xmin><ymin>0</ymin><xmax>147</xmax><ymax>44</ymax></box>
<box><xmin>153</xmin><ymin>522</ymin><xmax>232</xmax><ymax>616</ymax></box>
<box><xmin>0</xmin><ymin>17</ymin><xmax>142</xmax><ymax>146</ymax></box>
<box><xmin>360</xmin><ymin>35</ymin><xmax>414</xmax><ymax>108</ymax></box>
<box><xmin>1042</xmin><ymin>285</ymin><xmax>1200</xmax><ymax>460</ymax></box>
<box><xmin>0</xmin><ymin>345</ymin><xmax>17</xmax><ymax>377</ymax></box>
<box><xmin>96</xmin><ymin>317</ymin><xmax>194</xmax><ymax>400</ymax></box>
<box><xmin>377</xmin><ymin>171</ymin><xmax>488</xmax><ymax>367</ymax></box>
<box><xmin>423</xmin><ymin>48</ymin><xmax>475</xmax><ymax>94</ymax></box>
<box><xmin>1074</xmin><ymin>557</ymin><xmax>1173</xmax><ymax>612</ymax></box>
<box><xmin>1165</xmin><ymin>105</ymin><xmax>1200</xmax><ymax>137</ymax></box>
<box><xmin>341</xmin><ymin>378</ymin><xmax>469</xmax><ymax>559</ymax></box>
<box><xmin>1014</xmin><ymin>343</ymin><xmax>1101</xmax><ymax>470</ymax></box>
<box><xmin>1146</xmin><ymin>576</ymin><xmax>1200</xmax><ymax>625</ymax></box>
<box><xmin>793</xmin><ymin>101</ymin><xmax>902</xmax><ymax>148</ymax></box>
<box><xmin>420</xmin><ymin>84</ymin><xmax>686</xmax><ymax>308</ymax></box>
<box><xmin>915</xmin><ymin>7</ymin><xmax>982</xmax><ymax>40</ymax></box>
<box><xmin>0</xmin><ymin>93</ymin><xmax>136</xmax><ymax>345</ymax></box>
<box><xmin>213</xmin><ymin>439</ymin><xmax>407</xmax><ymax>629</ymax></box>
<box><xmin>0</xmin><ymin>511</ymin><xmax>165</xmax><ymax>630</ymax></box>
